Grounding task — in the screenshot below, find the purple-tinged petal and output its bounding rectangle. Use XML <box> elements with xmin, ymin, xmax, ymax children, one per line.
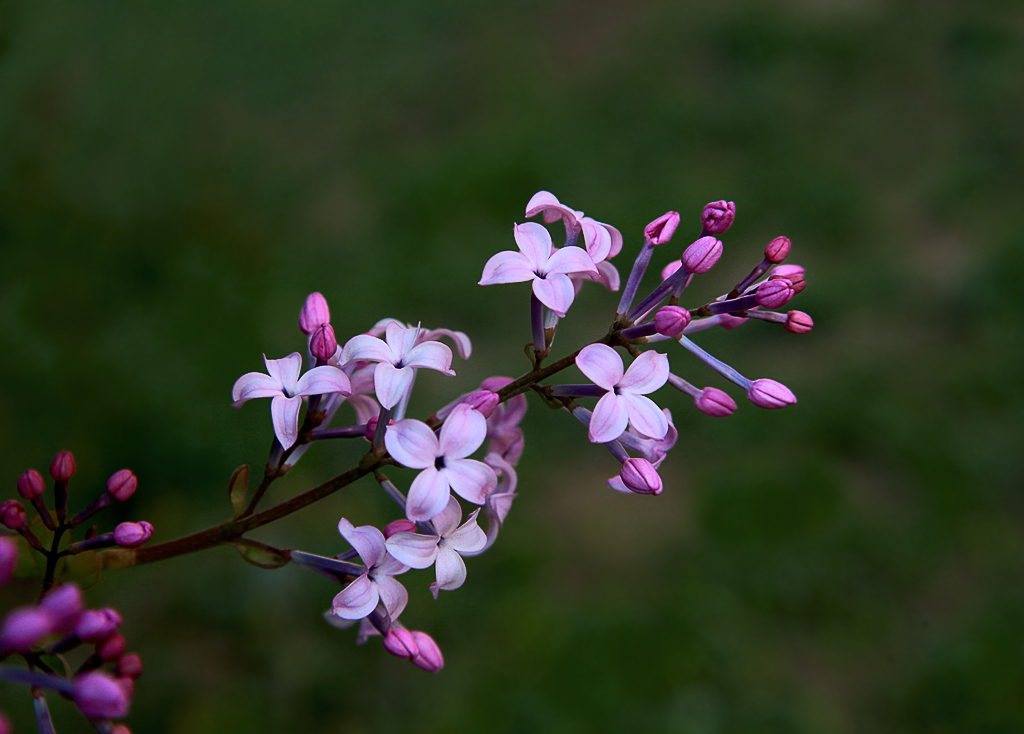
<box><xmin>375</xmin><ymin>553</ymin><xmax>410</xmax><ymax>577</ymax></box>
<box><xmin>264</xmin><ymin>353</ymin><xmax>303</xmax><ymax>392</ymax></box>
<box><xmin>479</xmin><ymin>250</ymin><xmax>535</xmax><ymax>285</ymax></box>
<box><xmin>445</xmin><ymin>510</ymin><xmax>487</xmax><ymax>553</ymax></box>
<box><xmin>406</xmin><ymin>468</ymin><xmax>451</xmax><ymax>522</ymax></box>
<box><xmin>341</xmin><ymin>334</ymin><xmax>393</xmax><ymax>365</ymax></box>
<box><xmin>525</xmin><ymin>191</ymin><xmax>575</xmax><ymax>223</ymax></box>
<box><xmin>422</xmin><ymin>328</ymin><xmax>472</xmax><ymax>359</ymax></box>
<box><xmin>580</xmin><ymin>219</ymin><xmax>612</xmax><ymax>263</ymax></box>
<box><xmin>532</xmin><ymin>273</ymin><xmax>576</xmax><ymax>317</ymax></box>
<box><xmin>331</xmin><ymin>575</ymin><xmax>378</xmax><ymax>620</ymax></box>
<box><xmin>588</xmin><ymin>393</ymin><xmax>629</xmax><ymax>444</ymax></box>
<box><xmin>294</xmin><ymin>365</ymin><xmax>352</xmax><ymax>398</ymax></box>
<box><xmin>338</xmin><ymin>519</ymin><xmax>386</xmax><ymax>567</ymax></box>
<box><xmin>623</xmin><ymin>394</ymin><xmax>670</xmax><ymax>440</ymax></box>
<box><xmin>619</xmin><ymin>350</ymin><xmax>670</xmax><ymax>395</ymax></box>
<box><xmin>385</xmin><ymin>533</ymin><xmax>439</xmax><ymax>569</ymax></box>
<box><xmin>232</xmin><ymin>372</ymin><xmax>283</xmax><ymax>406</ymax></box>
<box><xmin>445</xmin><ymin>459</ymin><xmax>496</xmax><ymax>505</ymax></box>
<box><xmin>431</xmin><ymin>496</ymin><xmax>463</xmax><ymax>537</ymax></box>
<box><xmin>576</xmin><ymin>344</ymin><xmax>624</xmax><ymax>390</ymax></box>
<box><xmin>403</xmin><ymin>341</ymin><xmax>455</xmax><ymax>374</ymax></box>
<box><xmin>386</xmin><ymin>322</ymin><xmax>420</xmax><ymax>359</ymax></box>
<box><xmin>513</xmin><ymin>222</ymin><xmax>553</xmax><ymax>267</ymax></box>
<box><xmin>374</xmin><ymin>574</ymin><xmax>409</xmax><ymax>620</ymax></box>
<box><xmin>432</xmin><ymin>547</ymin><xmax>468</xmax><ymax>595</ymax></box>
<box><xmin>270</xmin><ymin>394</ymin><xmax>303</xmax><ymax>449</ymax></box>
<box><xmin>385</xmin><ymin>419</ymin><xmax>438</xmax><ymax>469</ymax></box>
<box><xmin>594</xmin><ymin>260</ymin><xmax>621</xmax><ymax>292</ymax></box>
<box><xmin>438</xmin><ymin>404</ymin><xmax>487</xmax><ymax>460</ymax></box>
<box><xmin>374</xmin><ymin>363</ymin><xmax>415</xmax><ymax>409</ymax></box>
<box><xmin>546</xmin><ymin>245</ymin><xmax>598</xmax><ymax>276</ymax></box>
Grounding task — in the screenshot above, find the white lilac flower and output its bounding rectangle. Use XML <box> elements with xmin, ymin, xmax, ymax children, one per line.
<box><xmin>575</xmin><ymin>344</ymin><xmax>670</xmax><ymax>444</ymax></box>
<box><xmin>231</xmin><ymin>353</ymin><xmax>352</xmax><ymax>449</ymax></box>
<box><xmin>331</xmin><ymin>519</ymin><xmax>409</xmax><ymax>622</ymax></box>
<box><xmin>385</xmin><ymin>497</ymin><xmax>487</xmax><ymax>598</ymax></box>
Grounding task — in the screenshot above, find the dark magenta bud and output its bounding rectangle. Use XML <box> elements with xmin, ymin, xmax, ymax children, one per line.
<box><xmin>382</xmin><ymin>627</ymin><xmax>420</xmax><ymax>659</ymax></box>
<box><xmin>681</xmin><ymin>236</ymin><xmax>723</xmax><ymax>274</ymax></box>
<box><xmin>39</xmin><ymin>584</ymin><xmax>84</xmax><ymax>634</ymax></box>
<box><xmin>410</xmin><ymin>631</ymin><xmax>444</xmax><ymax>672</ymax></box>
<box><xmin>764</xmin><ymin>236</ymin><xmax>791</xmax><ymax>263</ymax></box>
<box><xmin>118</xmin><ymin>653</ymin><xmax>144</xmax><ymax>680</ymax></box>
<box><xmin>0</xmin><ymin>536</ymin><xmax>17</xmax><ymax>587</ymax></box>
<box><xmin>310</xmin><ymin>322</ymin><xmax>338</xmax><ymax>362</ymax></box>
<box><xmin>106</xmin><ymin>470</ymin><xmax>138</xmax><ymax>502</ymax></box>
<box><xmin>694</xmin><ymin>387</ymin><xmax>736</xmax><ymax>417</ymax></box>
<box><xmin>463</xmin><ymin>390</ymin><xmax>500</xmax><ymax>419</ymax></box>
<box><xmin>0</xmin><ymin>607</ymin><xmax>53</xmax><ymax>651</ymax></box>
<box><xmin>113</xmin><ymin>521</ymin><xmax>153</xmax><ymax>549</ymax></box>
<box><xmin>97</xmin><ymin>632</ymin><xmax>127</xmax><ymax>662</ymax></box>
<box><xmin>299</xmin><ymin>292</ymin><xmax>331</xmax><ymax>335</ymax></box>
<box><xmin>747</xmin><ymin>379</ymin><xmax>797</xmax><ymax>409</ymax></box>
<box><xmin>383</xmin><ymin>519</ymin><xmax>417</xmax><ymax>538</ymax></box>
<box><xmin>50</xmin><ymin>450</ymin><xmax>76</xmax><ymax>482</ymax></box>
<box><xmin>73</xmin><ymin>672</ymin><xmax>131</xmax><ymax>719</ymax></box>
<box><xmin>701</xmin><ymin>200</ymin><xmax>735</xmax><ymax>234</ymax></box>
<box><xmin>619</xmin><ymin>458</ymin><xmax>663</xmax><ymax>495</ymax></box>
<box><xmin>771</xmin><ymin>264</ymin><xmax>805</xmax><ymax>294</ymax></box>
<box><xmin>644</xmin><ymin>211</ymin><xmax>680</xmax><ymax>245</ymax></box>
<box><xmin>17</xmin><ymin>469</ymin><xmax>45</xmax><ymax>500</ymax></box>
<box><xmin>654</xmin><ymin>306</ymin><xmax>692</xmax><ymax>337</ymax></box>
<box><xmin>75</xmin><ymin>608</ymin><xmax>122</xmax><ymax>642</ymax></box>
<box><xmin>755</xmin><ymin>277</ymin><xmax>795</xmax><ymax>309</ymax></box>
<box><xmin>0</xmin><ymin>500</ymin><xmax>26</xmax><ymax>530</ymax></box>
<box><xmin>785</xmin><ymin>311</ymin><xmax>814</xmax><ymax>334</ymax></box>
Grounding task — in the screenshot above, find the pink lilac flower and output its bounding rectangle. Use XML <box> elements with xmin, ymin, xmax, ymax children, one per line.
<box><xmin>341</xmin><ymin>322</ymin><xmax>455</xmax><ymax>410</ymax></box>
<box><xmin>575</xmin><ymin>344</ymin><xmax>670</xmax><ymax>443</ymax></box>
<box><xmin>385</xmin><ymin>403</ymin><xmax>497</xmax><ymax>522</ymax></box>
<box><xmin>232</xmin><ymin>353</ymin><xmax>352</xmax><ymax>449</ymax></box>
<box><xmin>478</xmin><ymin>222</ymin><xmax>597</xmax><ymax>317</ymax></box>
<box><xmin>368</xmin><ymin>318</ymin><xmax>473</xmax><ymax>360</ymax></box>
<box><xmin>386</xmin><ymin>496</ymin><xmax>487</xmax><ymax>598</ymax></box>
<box><xmin>332</xmin><ymin>519</ymin><xmax>409</xmax><ymax>621</ymax></box>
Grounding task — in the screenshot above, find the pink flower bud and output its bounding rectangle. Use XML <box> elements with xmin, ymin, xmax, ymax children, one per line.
<box><xmin>462</xmin><ymin>390</ymin><xmax>500</xmax><ymax>419</ymax></box>
<box><xmin>50</xmin><ymin>450</ymin><xmax>76</xmax><ymax>481</ymax></box>
<box><xmin>618</xmin><ymin>458</ymin><xmax>663</xmax><ymax>495</ymax></box>
<box><xmin>681</xmin><ymin>236</ymin><xmax>723</xmax><ymax>274</ymax></box>
<box><xmin>771</xmin><ymin>264</ymin><xmax>805</xmax><ymax>294</ymax></box>
<box><xmin>661</xmin><ymin>260</ymin><xmax>682</xmax><ymax>281</ymax></box>
<box><xmin>118</xmin><ymin>652</ymin><xmax>144</xmax><ymax>679</ymax></box>
<box><xmin>106</xmin><ymin>469</ymin><xmax>137</xmax><ymax>502</ymax></box>
<box><xmin>310</xmin><ymin>323</ymin><xmax>338</xmax><ymax>362</ymax></box>
<box><xmin>39</xmin><ymin>584</ymin><xmax>84</xmax><ymax>634</ymax></box>
<box><xmin>299</xmin><ymin>292</ymin><xmax>331</xmax><ymax>335</ymax></box>
<box><xmin>694</xmin><ymin>387</ymin><xmax>736</xmax><ymax>417</ymax></box>
<box><xmin>785</xmin><ymin>311</ymin><xmax>814</xmax><ymax>334</ymax></box>
<box><xmin>479</xmin><ymin>375</ymin><xmax>513</xmax><ymax>392</ymax></box>
<box><xmin>410</xmin><ymin>631</ymin><xmax>444</xmax><ymax>672</ymax></box>
<box><xmin>0</xmin><ymin>536</ymin><xmax>17</xmax><ymax>587</ymax></box>
<box><xmin>701</xmin><ymin>200</ymin><xmax>735</xmax><ymax>234</ymax></box>
<box><xmin>17</xmin><ymin>469</ymin><xmax>45</xmax><ymax>500</ymax></box>
<box><xmin>73</xmin><ymin>672</ymin><xmax>131</xmax><ymax>719</ymax></box>
<box><xmin>644</xmin><ymin>211</ymin><xmax>680</xmax><ymax>245</ymax></box>
<box><xmin>0</xmin><ymin>607</ymin><xmax>53</xmax><ymax>651</ymax></box>
<box><xmin>0</xmin><ymin>500</ymin><xmax>26</xmax><ymax>530</ymax></box>
<box><xmin>75</xmin><ymin>608</ymin><xmax>122</xmax><ymax>642</ymax></box>
<box><xmin>747</xmin><ymin>378</ymin><xmax>797</xmax><ymax>409</ymax></box>
<box><xmin>0</xmin><ymin>712</ymin><xmax>10</xmax><ymax>734</ymax></box>
<box><xmin>764</xmin><ymin>236</ymin><xmax>791</xmax><ymax>263</ymax></box>
<box><xmin>382</xmin><ymin>627</ymin><xmax>420</xmax><ymax>659</ymax></box>
<box><xmin>97</xmin><ymin>632</ymin><xmax>126</xmax><ymax>662</ymax></box>
<box><xmin>718</xmin><ymin>314</ymin><xmax>748</xmax><ymax>330</ymax></box>
<box><xmin>383</xmin><ymin>519</ymin><xmax>417</xmax><ymax>538</ymax></box>
<box><xmin>113</xmin><ymin>521</ymin><xmax>153</xmax><ymax>549</ymax></box>
<box><xmin>110</xmin><ymin>725</ymin><xmax>132</xmax><ymax>734</ymax></box>
<box><xmin>755</xmin><ymin>277</ymin><xmax>795</xmax><ymax>309</ymax></box>
<box><xmin>653</xmin><ymin>306</ymin><xmax>692</xmax><ymax>337</ymax></box>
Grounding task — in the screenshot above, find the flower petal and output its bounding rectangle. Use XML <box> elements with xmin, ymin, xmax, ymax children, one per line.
<box><xmin>438</xmin><ymin>404</ymin><xmax>487</xmax><ymax>460</ymax></box>
<box><xmin>374</xmin><ymin>363</ymin><xmax>414</xmax><ymax>409</ymax></box>
<box><xmin>619</xmin><ymin>350</ymin><xmax>670</xmax><ymax>395</ymax></box>
<box><xmin>341</xmin><ymin>334</ymin><xmax>393</xmax><ymax>366</ymax></box>
<box><xmin>532</xmin><ymin>272</ymin><xmax>576</xmax><ymax>317</ymax></box>
<box><xmin>294</xmin><ymin>365</ymin><xmax>352</xmax><ymax>398</ymax></box>
<box><xmin>337</xmin><ymin>519</ymin><xmax>386</xmax><ymax>567</ymax></box>
<box><xmin>432</xmin><ymin>547</ymin><xmax>468</xmax><ymax>596</ymax></box>
<box><xmin>421</xmin><ymin>327</ymin><xmax>472</xmax><ymax>360</ymax></box>
<box><xmin>513</xmin><ymin>222</ymin><xmax>554</xmax><ymax>268</ymax></box>
<box><xmin>546</xmin><ymin>245</ymin><xmax>597</xmax><ymax>276</ymax></box>
<box><xmin>623</xmin><ymin>394</ymin><xmax>670</xmax><ymax>440</ymax></box>
<box><xmin>264</xmin><ymin>353</ymin><xmax>303</xmax><ymax>393</ymax></box>
<box><xmin>445</xmin><ymin>510</ymin><xmax>487</xmax><ymax>553</ymax></box>
<box><xmin>403</xmin><ymin>341</ymin><xmax>455</xmax><ymax>375</ymax></box>
<box><xmin>445</xmin><ymin>459</ymin><xmax>496</xmax><ymax>505</ymax></box>
<box><xmin>576</xmin><ymin>343</ymin><xmax>624</xmax><ymax>390</ymax></box>
<box><xmin>373</xmin><ymin>574</ymin><xmax>409</xmax><ymax>621</ymax></box>
<box><xmin>385</xmin><ymin>322</ymin><xmax>420</xmax><ymax>360</ymax></box>
<box><xmin>331</xmin><ymin>575</ymin><xmax>378</xmax><ymax>620</ymax></box>
<box><xmin>231</xmin><ymin>372</ymin><xmax>283</xmax><ymax>406</ymax></box>
<box><xmin>588</xmin><ymin>392</ymin><xmax>629</xmax><ymax>444</ymax></box>
<box><xmin>385</xmin><ymin>419</ymin><xmax>438</xmax><ymax>469</ymax></box>
<box><xmin>270</xmin><ymin>394</ymin><xmax>303</xmax><ymax>449</ymax></box>
<box><xmin>431</xmin><ymin>496</ymin><xmax>463</xmax><ymax>537</ymax></box>
<box><xmin>385</xmin><ymin>532</ymin><xmax>439</xmax><ymax>569</ymax></box>
<box><xmin>406</xmin><ymin>468</ymin><xmax>451</xmax><ymax>522</ymax></box>
<box><xmin>479</xmin><ymin>250</ymin><xmax>535</xmax><ymax>285</ymax></box>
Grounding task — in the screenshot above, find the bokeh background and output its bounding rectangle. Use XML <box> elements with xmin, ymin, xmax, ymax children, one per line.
<box><xmin>2</xmin><ymin>0</ymin><xmax>1022</xmax><ymax>731</ymax></box>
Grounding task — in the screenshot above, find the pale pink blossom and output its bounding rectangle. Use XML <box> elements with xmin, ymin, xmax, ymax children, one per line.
<box><xmin>576</xmin><ymin>344</ymin><xmax>670</xmax><ymax>444</ymax></box>
<box><xmin>331</xmin><ymin>519</ymin><xmax>409</xmax><ymax>622</ymax></box>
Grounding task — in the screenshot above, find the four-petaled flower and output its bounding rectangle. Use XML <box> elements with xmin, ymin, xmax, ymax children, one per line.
<box><xmin>332</xmin><ymin>519</ymin><xmax>409</xmax><ymax>622</ymax></box>
<box><xmin>232</xmin><ymin>353</ymin><xmax>352</xmax><ymax>449</ymax></box>
<box><xmin>576</xmin><ymin>344</ymin><xmax>670</xmax><ymax>444</ymax></box>
<box><xmin>341</xmin><ymin>322</ymin><xmax>455</xmax><ymax>409</ymax></box>
<box><xmin>479</xmin><ymin>222</ymin><xmax>597</xmax><ymax>317</ymax></box>
<box><xmin>385</xmin><ymin>403</ymin><xmax>497</xmax><ymax>522</ymax></box>
<box><xmin>385</xmin><ymin>497</ymin><xmax>487</xmax><ymax>598</ymax></box>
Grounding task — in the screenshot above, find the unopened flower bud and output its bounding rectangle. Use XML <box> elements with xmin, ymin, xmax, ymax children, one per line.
<box><xmin>764</xmin><ymin>236</ymin><xmax>791</xmax><ymax>263</ymax></box>
<box><xmin>106</xmin><ymin>470</ymin><xmax>138</xmax><ymax>502</ymax></box>
<box><xmin>755</xmin><ymin>277</ymin><xmax>795</xmax><ymax>309</ymax></box>
<box><xmin>718</xmin><ymin>314</ymin><xmax>748</xmax><ymax>330</ymax></box>
<box><xmin>661</xmin><ymin>260</ymin><xmax>682</xmax><ymax>281</ymax></box>
<box><xmin>75</xmin><ymin>608</ymin><xmax>122</xmax><ymax>642</ymax></box>
<box><xmin>701</xmin><ymin>200</ymin><xmax>735</xmax><ymax>234</ymax></box>
<box><xmin>0</xmin><ymin>712</ymin><xmax>10</xmax><ymax>734</ymax></box>
<box><xmin>118</xmin><ymin>652</ymin><xmax>144</xmax><ymax>679</ymax></box>
<box><xmin>113</xmin><ymin>521</ymin><xmax>153</xmax><ymax>549</ymax></box>
<box><xmin>50</xmin><ymin>450</ymin><xmax>76</xmax><ymax>482</ymax></box>
<box><xmin>619</xmin><ymin>458</ymin><xmax>663</xmax><ymax>495</ymax></box>
<box><xmin>17</xmin><ymin>469</ymin><xmax>45</xmax><ymax>500</ymax></box>
<box><xmin>310</xmin><ymin>323</ymin><xmax>338</xmax><ymax>362</ymax></box>
<box><xmin>0</xmin><ymin>500</ymin><xmax>26</xmax><ymax>530</ymax></box>
<box><xmin>410</xmin><ymin>631</ymin><xmax>444</xmax><ymax>672</ymax></box>
<box><xmin>654</xmin><ymin>306</ymin><xmax>692</xmax><ymax>337</ymax></box>
<box><xmin>694</xmin><ymin>387</ymin><xmax>736</xmax><ymax>417</ymax></box>
<box><xmin>681</xmin><ymin>236</ymin><xmax>723</xmax><ymax>274</ymax></box>
<box><xmin>785</xmin><ymin>311</ymin><xmax>814</xmax><ymax>334</ymax></box>
<box><xmin>382</xmin><ymin>627</ymin><xmax>419</xmax><ymax>659</ymax></box>
<box><xmin>0</xmin><ymin>536</ymin><xmax>17</xmax><ymax>587</ymax></box>
<box><xmin>97</xmin><ymin>632</ymin><xmax>126</xmax><ymax>662</ymax></box>
<box><xmin>299</xmin><ymin>292</ymin><xmax>331</xmax><ymax>335</ymax></box>
<box><xmin>771</xmin><ymin>264</ymin><xmax>805</xmax><ymax>294</ymax></box>
<box><xmin>0</xmin><ymin>608</ymin><xmax>53</xmax><ymax>652</ymax></box>
<box><xmin>383</xmin><ymin>519</ymin><xmax>416</xmax><ymax>538</ymax></box>
<box><xmin>39</xmin><ymin>584</ymin><xmax>84</xmax><ymax>634</ymax></box>
<box><xmin>645</xmin><ymin>211</ymin><xmax>680</xmax><ymax>245</ymax></box>
<box><xmin>462</xmin><ymin>390</ymin><xmax>499</xmax><ymax>419</ymax></box>
<box><xmin>747</xmin><ymin>378</ymin><xmax>797</xmax><ymax>409</ymax></box>
<box><xmin>110</xmin><ymin>725</ymin><xmax>132</xmax><ymax>734</ymax></box>
<box><xmin>73</xmin><ymin>672</ymin><xmax>131</xmax><ymax>719</ymax></box>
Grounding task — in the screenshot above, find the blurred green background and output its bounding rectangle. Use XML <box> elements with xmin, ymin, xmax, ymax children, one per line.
<box><xmin>2</xmin><ymin>0</ymin><xmax>1022</xmax><ymax>731</ymax></box>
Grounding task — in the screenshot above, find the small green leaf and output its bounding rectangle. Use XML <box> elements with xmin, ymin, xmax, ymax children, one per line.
<box><xmin>97</xmin><ymin>548</ymin><xmax>137</xmax><ymax>570</ymax></box>
<box><xmin>228</xmin><ymin>465</ymin><xmax>250</xmax><ymax>517</ymax></box>
<box><xmin>229</xmin><ymin>539</ymin><xmax>289</xmax><ymax>569</ymax></box>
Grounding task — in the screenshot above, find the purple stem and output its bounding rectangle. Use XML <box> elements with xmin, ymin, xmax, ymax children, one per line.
<box><xmin>676</xmin><ymin>336</ymin><xmax>751</xmax><ymax>389</ymax></box>
<box><xmin>616</xmin><ymin>240</ymin><xmax>655</xmax><ymax>317</ymax></box>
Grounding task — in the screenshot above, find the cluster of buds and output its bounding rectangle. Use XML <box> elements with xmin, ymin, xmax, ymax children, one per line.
<box><xmin>0</xmin><ymin>538</ymin><xmax>139</xmax><ymax>731</ymax></box>
<box><xmin>1</xmin><ymin>452</ymin><xmax>150</xmax><ymax>730</ymax></box>
<box><xmin>226</xmin><ymin>191</ymin><xmax>811</xmax><ymax>669</ymax></box>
